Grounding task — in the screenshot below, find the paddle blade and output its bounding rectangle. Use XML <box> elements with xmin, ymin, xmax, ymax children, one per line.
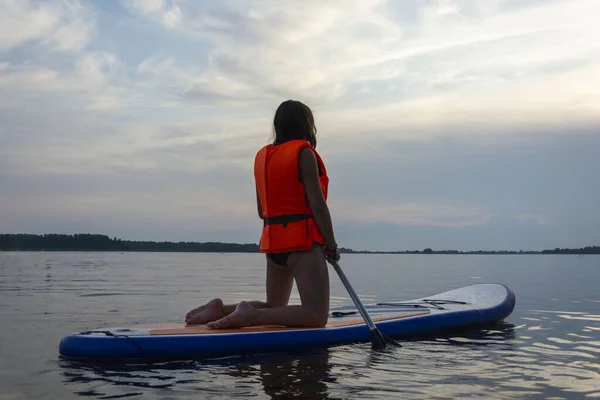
<box><xmin>371</xmin><ymin>328</ymin><xmax>387</xmax><ymax>350</ymax></box>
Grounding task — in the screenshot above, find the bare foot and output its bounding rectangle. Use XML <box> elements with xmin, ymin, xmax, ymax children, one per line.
<box><xmin>207</xmin><ymin>301</ymin><xmax>258</xmax><ymax>329</ymax></box>
<box><xmin>185</xmin><ymin>298</ymin><xmax>225</xmax><ymax>325</ymax></box>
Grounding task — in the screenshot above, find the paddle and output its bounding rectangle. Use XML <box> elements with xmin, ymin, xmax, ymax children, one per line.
<box><xmin>329</xmin><ymin>259</ymin><xmax>402</xmax><ymax>349</ymax></box>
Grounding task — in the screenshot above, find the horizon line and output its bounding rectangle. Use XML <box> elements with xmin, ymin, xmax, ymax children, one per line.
<box><xmin>1</xmin><ymin>233</ymin><xmax>598</xmax><ymax>254</ymax></box>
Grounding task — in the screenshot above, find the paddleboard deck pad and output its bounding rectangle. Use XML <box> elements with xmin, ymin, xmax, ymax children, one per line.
<box><xmin>59</xmin><ymin>283</ymin><xmax>515</xmax><ymax>360</ymax></box>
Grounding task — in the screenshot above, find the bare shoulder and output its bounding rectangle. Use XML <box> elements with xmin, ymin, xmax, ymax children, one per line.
<box><xmin>298</xmin><ymin>147</ymin><xmax>318</xmax><ymax>170</ymax></box>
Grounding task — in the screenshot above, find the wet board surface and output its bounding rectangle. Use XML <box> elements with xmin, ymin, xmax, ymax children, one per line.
<box><xmin>59</xmin><ymin>283</ymin><xmax>516</xmax><ymax>360</ymax></box>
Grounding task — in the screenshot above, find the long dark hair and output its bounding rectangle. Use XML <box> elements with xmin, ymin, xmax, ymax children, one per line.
<box><xmin>272</xmin><ymin>100</ymin><xmax>317</xmax><ymax>148</ymax></box>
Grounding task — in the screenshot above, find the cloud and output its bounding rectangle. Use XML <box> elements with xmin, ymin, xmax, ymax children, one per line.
<box><xmin>515</xmin><ymin>214</ymin><xmax>550</xmax><ymax>226</ymax></box>
<box><xmin>121</xmin><ymin>0</ymin><xmax>184</xmax><ymax>31</ymax></box>
<box><xmin>333</xmin><ymin>202</ymin><xmax>494</xmax><ymax>228</ymax></box>
<box><xmin>0</xmin><ymin>0</ymin><xmax>130</xmax><ymax>111</ymax></box>
<box><xmin>122</xmin><ymin>0</ymin><xmax>167</xmax><ymax>15</ymax></box>
<box><xmin>122</xmin><ymin>0</ymin><xmax>404</xmax><ymax>106</ymax></box>
<box><xmin>99</xmin><ymin>0</ymin><xmax>600</xmax><ymax>144</ymax></box>
<box><xmin>117</xmin><ymin>0</ymin><xmax>599</xmax><ymax>115</ymax></box>
<box><xmin>5</xmin><ymin>1</ymin><xmax>600</xmax><ymax>123</ymax></box>
<box><xmin>0</xmin><ymin>0</ymin><xmax>95</xmax><ymax>53</ymax></box>
<box><xmin>0</xmin><ymin>104</ymin><xmax>268</xmax><ymax>177</ymax></box>
<box><xmin>136</xmin><ymin>55</ymin><xmax>268</xmax><ymax>106</ymax></box>
<box><xmin>0</xmin><ymin>52</ymin><xmax>128</xmax><ymax>110</ymax></box>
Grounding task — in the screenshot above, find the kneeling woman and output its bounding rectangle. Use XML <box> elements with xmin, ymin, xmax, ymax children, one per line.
<box><xmin>185</xmin><ymin>100</ymin><xmax>340</xmax><ymax>329</ymax></box>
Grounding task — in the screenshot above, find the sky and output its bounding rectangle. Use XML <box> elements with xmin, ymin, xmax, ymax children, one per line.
<box><xmin>1</xmin><ymin>0</ymin><xmax>599</xmax><ymax>251</ymax></box>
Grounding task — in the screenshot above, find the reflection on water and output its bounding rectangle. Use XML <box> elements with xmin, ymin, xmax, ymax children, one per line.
<box><xmin>60</xmin><ymin>349</ymin><xmax>337</xmax><ymax>399</ymax></box>
<box><xmin>1</xmin><ymin>252</ymin><xmax>599</xmax><ymax>399</ymax></box>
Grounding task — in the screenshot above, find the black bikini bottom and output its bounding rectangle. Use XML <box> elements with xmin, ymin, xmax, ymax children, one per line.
<box><xmin>266</xmin><ymin>243</ymin><xmax>322</xmax><ymax>267</ymax></box>
<box><xmin>267</xmin><ymin>252</ymin><xmax>292</xmax><ymax>267</ymax></box>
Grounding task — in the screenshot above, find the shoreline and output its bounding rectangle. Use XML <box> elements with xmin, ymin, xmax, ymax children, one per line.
<box><xmin>1</xmin><ymin>233</ymin><xmax>598</xmax><ymax>255</ymax></box>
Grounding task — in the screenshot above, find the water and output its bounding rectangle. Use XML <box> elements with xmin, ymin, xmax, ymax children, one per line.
<box><xmin>0</xmin><ymin>252</ymin><xmax>598</xmax><ymax>399</ymax></box>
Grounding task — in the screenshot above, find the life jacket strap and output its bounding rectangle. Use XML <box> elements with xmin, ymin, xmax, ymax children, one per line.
<box><xmin>263</xmin><ymin>213</ymin><xmax>313</xmax><ymax>227</ymax></box>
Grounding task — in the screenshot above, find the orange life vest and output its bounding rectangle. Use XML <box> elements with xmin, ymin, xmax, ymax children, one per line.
<box><xmin>254</xmin><ymin>139</ymin><xmax>329</xmax><ymax>254</ymax></box>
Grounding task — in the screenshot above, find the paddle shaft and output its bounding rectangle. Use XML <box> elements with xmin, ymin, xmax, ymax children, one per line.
<box><xmin>330</xmin><ymin>260</ymin><xmax>387</xmax><ymax>349</ymax></box>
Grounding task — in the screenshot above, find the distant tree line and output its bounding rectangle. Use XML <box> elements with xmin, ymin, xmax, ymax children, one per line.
<box><xmin>0</xmin><ymin>234</ymin><xmax>598</xmax><ymax>254</ymax></box>
<box><xmin>0</xmin><ymin>234</ymin><xmax>260</xmax><ymax>252</ymax></box>
<box><xmin>341</xmin><ymin>246</ymin><xmax>600</xmax><ymax>255</ymax></box>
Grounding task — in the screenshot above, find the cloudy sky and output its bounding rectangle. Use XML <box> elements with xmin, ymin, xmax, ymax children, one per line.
<box><xmin>1</xmin><ymin>0</ymin><xmax>599</xmax><ymax>251</ymax></box>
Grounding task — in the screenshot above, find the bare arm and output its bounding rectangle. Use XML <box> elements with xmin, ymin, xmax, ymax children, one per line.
<box><xmin>256</xmin><ymin>186</ymin><xmax>264</xmax><ymax>220</ymax></box>
<box><xmin>299</xmin><ymin>148</ymin><xmax>337</xmax><ymax>251</ymax></box>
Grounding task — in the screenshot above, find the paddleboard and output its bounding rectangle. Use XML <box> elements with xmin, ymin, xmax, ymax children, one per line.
<box><xmin>58</xmin><ymin>283</ymin><xmax>515</xmax><ymax>360</ymax></box>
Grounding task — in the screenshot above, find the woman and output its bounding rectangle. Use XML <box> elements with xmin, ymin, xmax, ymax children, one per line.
<box><xmin>185</xmin><ymin>100</ymin><xmax>340</xmax><ymax>329</ymax></box>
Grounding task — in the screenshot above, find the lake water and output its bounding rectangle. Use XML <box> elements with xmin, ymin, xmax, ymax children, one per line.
<box><xmin>0</xmin><ymin>251</ymin><xmax>598</xmax><ymax>399</ymax></box>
